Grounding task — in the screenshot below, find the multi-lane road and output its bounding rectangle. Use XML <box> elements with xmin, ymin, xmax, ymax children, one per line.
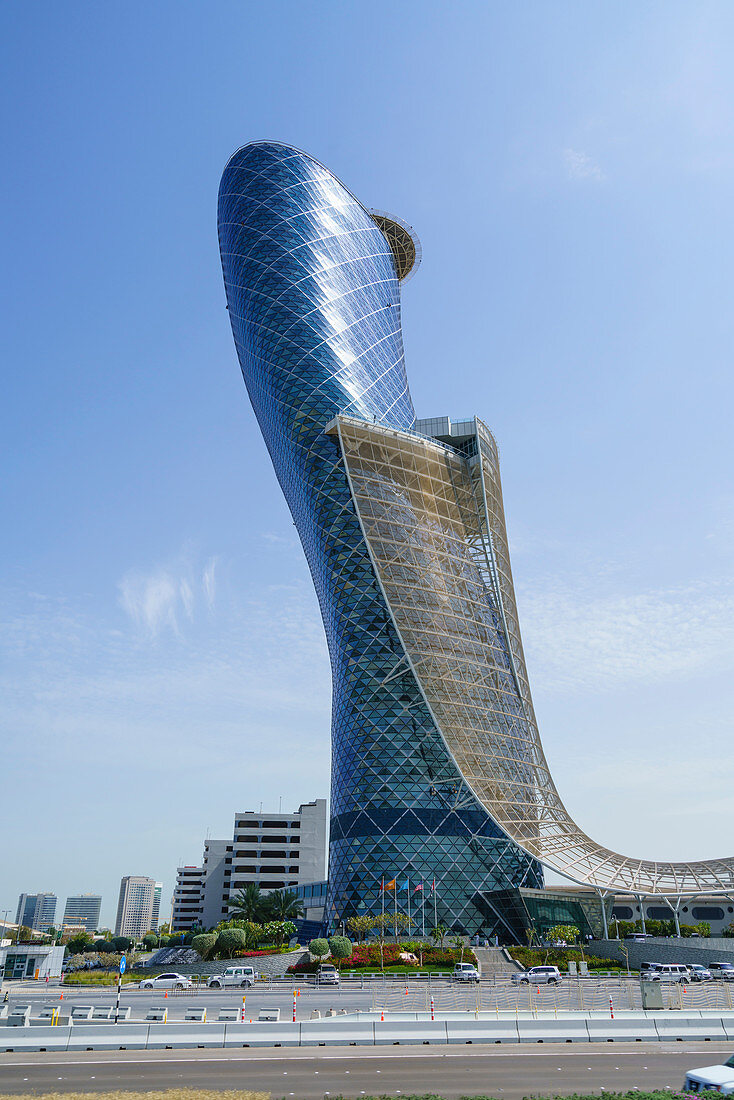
<box><xmin>0</xmin><ymin>1042</ymin><xmax>720</xmax><ymax>1097</ymax></box>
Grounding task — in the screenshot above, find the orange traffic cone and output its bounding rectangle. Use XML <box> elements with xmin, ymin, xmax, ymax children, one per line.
<box><xmin>59</xmin><ymin>993</ymin><xmax>63</xmax><ymax>1000</ymax></box>
<box><xmin>164</xmin><ymin>991</ymin><xmax>168</xmax><ymax>998</ymax></box>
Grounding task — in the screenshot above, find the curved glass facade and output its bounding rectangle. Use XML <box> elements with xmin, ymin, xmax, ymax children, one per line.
<box><xmin>218</xmin><ymin>141</ymin><xmax>541</xmax><ymax>936</ymax></box>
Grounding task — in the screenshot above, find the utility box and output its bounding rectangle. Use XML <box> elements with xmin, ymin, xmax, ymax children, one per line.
<box><xmin>641</xmin><ymin>981</ymin><xmax>664</xmax><ymax>1009</ymax></box>
<box><xmin>567</xmin><ymin>961</ymin><xmax>577</xmax><ymax>975</ymax></box>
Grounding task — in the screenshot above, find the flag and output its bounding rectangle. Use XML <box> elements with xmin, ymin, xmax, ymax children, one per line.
<box><xmin>401</xmin><ymin>879</ymin><xmax>410</xmax><ymax>891</ymax></box>
<box><xmin>383</xmin><ymin>878</ymin><xmax>396</xmax><ymax>890</ymax></box>
<box><xmin>414</xmin><ymin>883</ymin><xmax>423</xmax><ymax>892</ymax></box>
<box><xmin>430</xmin><ymin>878</ymin><xmax>436</xmax><ymax>894</ymax></box>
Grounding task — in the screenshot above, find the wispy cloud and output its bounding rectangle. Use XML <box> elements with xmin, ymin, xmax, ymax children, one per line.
<box><xmin>564</xmin><ymin>148</ymin><xmax>605</xmax><ymax>182</ymax></box>
<box><xmin>118</xmin><ymin>553</ymin><xmax>219</xmax><ymax>636</ymax></box>
<box><xmin>520</xmin><ymin>575</ymin><xmax>734</xmax><ymax>693</ymax></box>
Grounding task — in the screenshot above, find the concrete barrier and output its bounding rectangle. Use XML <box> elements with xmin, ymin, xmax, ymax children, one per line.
<box><xmin>218</xmin><ymin>1008</ymin><xmax>240</xmax><ymax>1022</ymax></box>
<box><xmin>1</xmin><ymin>1025</ymin><xmax>71</xmax><ymax>1052</ymax></box>
<box><xmin>184</xmin><ymin>1007</ymin><xmax>208</xmax><ymax>1022</ymax></box>
<box><xmin>222</xmin><ymin>1021</ymin><xmax>300</xmax><ymax>1047</ymax></box>
<box><xmin>6</xmin><ymin>1006</ymin><xmax>31</xmax><ymax>1027</ymax></box>
<box><xmin>446</xmin><ymin>1018</ymin><xmax>520</xmax><ymax>1044</ymax></box>
<box><xmin>70</xmin><ymin>1005</ymin><xmax>94</xmax><ymax>1020</ymax></box>
<box><xmin>145</xmin><ymin>1007</ymin><xmax>168</xmax><ymax>1022</ymax></box>
<box><xmin>655</xmin><ymin>1015</ymin><xmax>728</xmax><ymax>1042</ymax></box>
<box><xmin>517</xmin><ymin>1017</ymin><xmax>589</xmax><ymax>1043</ymax></box>
<box><xmin>67</xmin><ymin>1023</ymin><xmax>150</xmax><ymax>1051</ymax></box>
<box><xmin>586</xmin><ymin>1015</ymin><xmax>659</xmax><ymax>1042</ymax></box>
<box><xmin>374</xmin><ymin>1020</ymin><xmax>448</xmax><ymax>1045</ymax></box>
<box><xmin>148</xmin><ymin>1022</ymin><xmax>225</xmax><ymax>1049</ymax></box>
<box><xmin>258</xmin><ymin>1008</ymin><xmax>280</xmax><ymax>1022</ymax></box>
<box><xmin>300</xmin><ymin>1017</ymin><xmax>375</xmax><ymax>1046</ymax></box>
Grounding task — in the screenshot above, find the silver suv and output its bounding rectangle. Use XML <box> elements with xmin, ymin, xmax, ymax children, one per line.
<box><xmin>453</xmin><ymin>962</ymin><xmax>480</xmax><ymax>983</ymax></box>
<box><xmin>513</xmin><ymin>965</ymin><xmax>562</xmax><ymax>985</ymax></box>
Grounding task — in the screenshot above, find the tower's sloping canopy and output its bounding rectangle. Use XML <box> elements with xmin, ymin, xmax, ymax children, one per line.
<box><xmin>332</xmin><ymin>414</ymin><xmax>734</xmax><ymax>897</ymax></box>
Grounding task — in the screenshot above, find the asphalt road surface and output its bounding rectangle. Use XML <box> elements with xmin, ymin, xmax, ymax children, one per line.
<box><xmin>0</xmin><ymin>1043</ymin><xmax>725</xmax><ymax>1097</ymax></box>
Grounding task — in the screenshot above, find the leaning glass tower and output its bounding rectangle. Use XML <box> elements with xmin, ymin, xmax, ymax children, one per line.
<box><xmin>218</xmin><ymin>141</ymin><xmax>542</xmax><ymax>937</ymax></box>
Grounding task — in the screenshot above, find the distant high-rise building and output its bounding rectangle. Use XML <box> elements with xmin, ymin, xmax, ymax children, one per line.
<box><xmin>15</xmin><ymin>893</ymin><xmax>57</xmax><ymax>933</ymax></box>
<box><xmin>114</xmin><ymin>877</ymin><xmax>161</xmax><ymax>939</ymax></box>
<box><xmin>62</xmin><ymin>895</ymin><xmax>101</xmax><ymax>935</ymax></box>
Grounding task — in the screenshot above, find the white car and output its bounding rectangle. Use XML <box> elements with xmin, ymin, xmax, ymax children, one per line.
<box><xmin>684</xmin><ymin>1053</ymin><xmax>734</xmax><ymax>1093</ymax></box>
<box><xmin>139</xmin><ymin>972</ymin><xmax>192</xmax><ymax>990</ymax></box>
<box><xmin>207</xmin><ymin>965</ymin><xmax>256</xmax><ymax>988</ymax></box>
<box><xmin>512</xmin><ymin>965</ymin><xmax>562</xmax><ymax>985</ymax></box>
<box><xmin>688</xmin><ymin>964</ymin><xmax>712</xmax><ymax>982</ymax></box>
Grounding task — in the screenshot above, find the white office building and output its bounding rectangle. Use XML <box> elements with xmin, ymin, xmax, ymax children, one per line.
<box><xmin>114</xmin><ymin>876</ymin><xmax>163</xmax><ymax>938</ymax></box>
<box><xmin>229</xmin><ymin>798</ymin><xmax>327</xmax><ymax>895</ymax></box>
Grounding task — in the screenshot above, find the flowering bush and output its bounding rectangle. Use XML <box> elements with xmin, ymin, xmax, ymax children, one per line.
<box><xmin>287</xmin><ymin>942</ymin><xmax>476</xmax><ymax>972</ymax></box>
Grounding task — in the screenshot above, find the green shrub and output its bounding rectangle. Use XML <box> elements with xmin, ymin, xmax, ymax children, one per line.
<box><xmin>215</xmin><ymin>928</ymin><xmax>248</xmax><ymax>957</ymax></box>
<box><xmin>328</xmin><ymin>935</ymin><xmax>353</xmax><ymax>961</ymax></box>
<box><xmin>309</xmin><ymin>937</ymin><xmax>330</xmax><ymax>957</ymax></box>
<box><xmin>192</xmin><ymin>933</ymin><xmax>217</xmax><ymax>959</ymax></box>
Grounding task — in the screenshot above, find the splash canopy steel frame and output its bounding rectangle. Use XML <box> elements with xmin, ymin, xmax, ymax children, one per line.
<box><xmin>329</xmin><ymin>413</ymin><xmax>734</xmax><ymax>898</ymax></box>
<box><xmin>218</xmin><ymin>140</ymin><xmax>734</xmax><ymax>928</ymax></box>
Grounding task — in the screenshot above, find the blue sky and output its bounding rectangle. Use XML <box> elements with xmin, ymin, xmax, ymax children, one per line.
<box><xmin>3</xmin><ymin>1</ymin><xmax>734</xmax><ymax>928</ymax></box>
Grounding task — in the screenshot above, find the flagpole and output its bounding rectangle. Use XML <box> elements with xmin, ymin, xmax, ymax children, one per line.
<box><xmin>394</xmin><ymin>877</ymin><xmax>398</xmax><ymax>943</ymax></box>
<box><xmin>421</xmin><ymin>888</ymin><xmax>425</xmax><ymax>940</ymax></box>
<box><xmin>433</xmin><ymin>878</ymin><xmax>437</xmax><ymax>932</ymax></box>
<box><xmin>380</xmin><ymin>878</ymin><xmax>385</xmax><ymax>974</ymax></box>
<box><xmin>407</xmin><ymin>877</ymin><xmax>411</xmax><ymax>940</ymax></box>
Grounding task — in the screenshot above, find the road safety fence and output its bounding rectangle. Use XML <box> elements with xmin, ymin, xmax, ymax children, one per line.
<box><xmin>371</xmin><ymin>978</ymin><xmax>734</xmax><ymax>1014</ymax></box>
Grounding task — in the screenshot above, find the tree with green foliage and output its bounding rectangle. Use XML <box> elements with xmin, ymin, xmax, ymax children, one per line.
<box><xmin>228</xmin><ymin>884</ymin><xmax>266</xmax><ymax>922</ymax></box>
<box><xmin>192</xmin><ymin>932</ymin><xmax>218</xmax><ymax>959</ymax></box>
<box><xmin>346</xmin><ymin>915</ymin><xmax>376</xmax><ymax>943</ymax></box>
<box><xmin>309</xmin><ymin>938</ymin><xmax>330</xmax><ymax>958</ymax></box>
<box><xmin>215</xmin><ymin>927</ymin><xmax>248</xmax><ymax>957</ymax></box>
<box><xmin>263</xmin><ymin>888</ymin><xmax>303</xmax><ymax>921</ymax></box>
<box><xmin>110</xmin><ymin>936</ymin><xmax>132</xmax><ymax>952</ymax></box>
<box><xmin>66</xmin><ymin>932</ymin><xmax>95</xmax><ymax>954</ymax></box>
<box><xmin>430</xmin><ymin>923</ymin><xmax>449</xmax><ymax>949</ymax></box>
<box><xmin>142</xmin><ymin>933</ymin><xmax>158</xmax><ymax>950</ymax></box>
<box><xmin>327</xmin><ymin>935</ymin><xmax>353</xmax><ymax>965</ymax></box>
<box><xmin>547</xmin><ymin>924</ymin><xmax>580</xmax><ymax>945</ymax></box>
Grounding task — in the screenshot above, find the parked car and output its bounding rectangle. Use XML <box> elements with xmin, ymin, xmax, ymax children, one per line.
<box><xmin>139</xmin><ymin>972</ymin><xmax>192</xmax><ymax>990</ymax></box>
<box><xmin>512</xmin><ymin>965</ymin><xmax>562</xmax><ymax>985</ymax></box>
<box><xmin>688</xmin><ymin>964</ymin><xmax>712</xmax><ymax>982</ymax></box>
<box><xmin>639</xmin><ymin>961</ymin><xmax>662</xmax><ymax>976</ymax></box>
<box><xmin>453</xmin><ymin>962</ymin><xmax>480</xmax><ymax>983</ymax></box>
<box><xmin>709</xmin><ymin>963</ymin><xmax>734</xmax><ymax>981</ymax></box>
<box><xmin>207</xmin><ymin>965</ymin><xmax>256</xmax><ymax>988</ymax></box>
<box><xmin>642</xmin><ymin>964</ymin><xmax>689</xmax><ymax>983</ymax></box>
<box><xmin>684</xmin><ymin>1052</ymin><xmax>734</xmax><ymax>1093</ymax></box>
<box><xmin>310</xmin><ymin>964</ymin><xmax>340</xmax><ymax>986</ymax></box>
<box><xmin>625</xmin><ymin>933</ymin><xmax>652</xmax><ymax>942</ymax></box>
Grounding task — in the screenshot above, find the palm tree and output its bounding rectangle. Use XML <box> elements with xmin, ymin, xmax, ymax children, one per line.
<box><xmin>263</xmin><ymin>888</ymin><xmax>303</xmax><ymax>921</ymax></box>
<box><xmin>228</xmin><ymin>883</ymin><xmax>265</xmax><ymax>922</ymax></box>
